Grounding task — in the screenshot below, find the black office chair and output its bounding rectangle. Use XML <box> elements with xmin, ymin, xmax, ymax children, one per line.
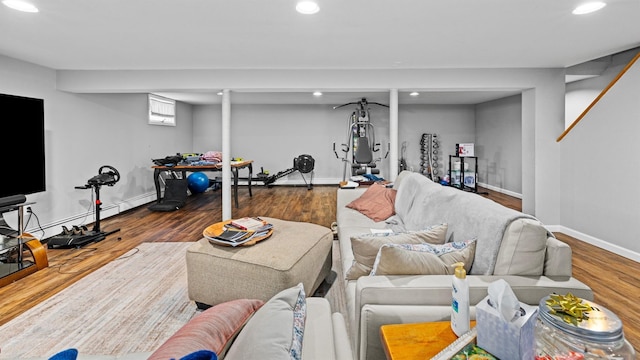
<box><xmin>148</xmin><ymin>177</ymin><xmax>188</xmax><ymax>212</ymax></box>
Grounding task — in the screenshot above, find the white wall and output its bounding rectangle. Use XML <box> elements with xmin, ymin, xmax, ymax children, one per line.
<box><xmin>193</xmin><ymin>103</ymin><xmax>476</xmax><ymax>185</ymax></box>
<box><xmin>558</xmin><ymin>59</ymin><xmax>640</xmax><ymax>261</ymax></box>
<box><xmin>565</xmin><ymin>86</ymin><xmax>604</xmax><ymax>130</ymax></box>
<box><xmin>565</xmin><ymin>51</ymin><xmax>638</xmax><ymax>129</ymax></box>
<box><xmin>475</xmin><ymin>95</ymin><xmax>522</xmax><ymax>195</ymax></box>
<box><xmin>0</xmin><ymin>55</ymin><xmax>194</xmax><ymax>239</ymax></box>
<box><xmin>192</xmin><ymin>104</ymin><xmax>222</xmax><ymax>154</ymax></box>
<box><xmin>231</xmin><ymin>104</ymin><xmax>351</xmax><ymax>183</ymax></box>
<box><xmin>194</xmin><ymin>103</ymin><xmax>350</xmax><ymax>184</ymax></box>
<box><xmin>398</xmin><ymin>104</ymin><xmax>476</xmax><ymax>178</ymax></box>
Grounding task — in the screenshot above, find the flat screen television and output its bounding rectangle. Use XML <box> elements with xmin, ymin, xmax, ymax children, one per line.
<box><xmin>0</xmin><ymin>93</ymin><xmax>46</xmax><ymax>199</ymax></box>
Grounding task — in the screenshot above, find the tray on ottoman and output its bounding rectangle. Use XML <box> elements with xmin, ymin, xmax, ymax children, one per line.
<box><xmin>203</xmin><ymin>220</ymin><xmax>273</xmax><ymax>247</ymax></box>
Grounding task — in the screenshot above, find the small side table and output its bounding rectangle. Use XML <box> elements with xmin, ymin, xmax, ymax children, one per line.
<box><xmin>380</xmin><ymin>321</ymin><xmax>476</xmax><ymax>360</ymax></box>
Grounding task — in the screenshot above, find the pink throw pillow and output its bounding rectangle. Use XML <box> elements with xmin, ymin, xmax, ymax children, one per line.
<box><xmin>346</xmin><ymin>184</ymin><xmax>397</xmax><ymax>222</ymax></box>
<box><xmin>148</xmin><ymin>298</ymin><xmax>264</xmax><ymax>360</ymax></box>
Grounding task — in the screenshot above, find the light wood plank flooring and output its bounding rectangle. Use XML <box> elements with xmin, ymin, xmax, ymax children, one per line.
<box><xmin>1</xmin><ymin>184</ymin><xmax>638</xmax><ymax>352</ymax></box>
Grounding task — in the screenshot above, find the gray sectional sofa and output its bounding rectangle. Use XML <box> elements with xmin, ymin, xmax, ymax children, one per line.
<box><xmin>336</xmin><ymin>170</ymin><xmax>593</xmax><ymax>360</ymax></box>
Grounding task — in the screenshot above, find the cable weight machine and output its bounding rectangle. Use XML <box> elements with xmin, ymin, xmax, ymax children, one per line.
<box><xmin>332</xmin><ymin>98</ymin><xmax>389</xmax><ymax>182</ymax></box>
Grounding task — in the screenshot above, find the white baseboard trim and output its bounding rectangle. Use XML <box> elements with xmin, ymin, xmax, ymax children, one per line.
<box><xmin>476</xmin><ymin>182</ymin><xmax>522</xmax><ymax>199</ymax></box>
<box><xmin>117</xmin><ymin>192</ymin><xmax>157</xmax><ymax>213</ymax></box>
<box><xmin>547</xmin><ymin>225</ymin><xmax>640</xmax><ymax>263</ymax></box>
<box><xmin>32</xmin><ymin>192</ymin><xmax>157</xmax><ymax>241</ymax></box>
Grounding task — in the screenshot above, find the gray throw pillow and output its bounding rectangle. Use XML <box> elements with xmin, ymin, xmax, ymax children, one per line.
<box><xmin>346</xmin><ymin>224</ymin><xmax>448</xmax><ymax>280</ymax></box>
<box><xmin>370</xmin><ymin>239</ymin><xmax>476</xmax><ymax>276</ymax></box>
<box><xmin>224</xmin><ymin>283</ymin><xmax>306</xmax><ymax>360</ymax></box>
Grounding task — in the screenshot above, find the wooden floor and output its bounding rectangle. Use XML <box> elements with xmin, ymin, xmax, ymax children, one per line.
<box><xmin>1</xmin><ymin>184</ymin><xmax>638</xmax><ymax>352</ymax></box>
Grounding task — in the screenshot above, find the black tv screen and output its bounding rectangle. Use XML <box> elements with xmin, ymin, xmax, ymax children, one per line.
<box><xmin>0</xmin><ymin>93</ymin><xmax>46</xmax><ymax>198</ymax></box>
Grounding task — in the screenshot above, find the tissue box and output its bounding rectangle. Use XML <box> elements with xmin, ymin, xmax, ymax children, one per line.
<box><xmin>476</xmin><ymin>295</ymin><xmax>538</xmax><ymax>360</ymax></box>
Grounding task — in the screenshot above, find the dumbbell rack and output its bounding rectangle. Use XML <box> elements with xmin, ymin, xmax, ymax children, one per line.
<box><xmin>419</xmin><ymin>133</ymin><xmax>440</xmax><ymax>181</ymax></box>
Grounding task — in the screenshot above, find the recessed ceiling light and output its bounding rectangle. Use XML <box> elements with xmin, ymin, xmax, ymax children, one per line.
<box><xmin>313</xmin><ymin>91</ymin><xmax>322</xmax><ymax>96</ymax></box>
<box><xmin>296</xmin><ymin>1</ymin><xmax>319</xmax><ymax>14</ymax></box>
<box><xmin>572</xmin><ymin>2</ymin><xmax>606</xmax><ymax>15</ymax></box>
<box><xmin>217</xmin><ymin>92</ymin><xmax>223</xmax><ymax>96</ymax></box>
<box><xmin>410</xmin><ymin>92</ymin><xmax>420</xmax><ymax>97</ymax></box>
<box><xmin>2</xmin><ymin>0</ymin><xmax>38</xmax><ymax>12</ymax></box>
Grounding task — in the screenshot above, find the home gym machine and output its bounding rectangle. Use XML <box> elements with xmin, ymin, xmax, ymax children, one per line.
<box><xmin>47</xmin><ymin>165</ymin><xmax>121</xmax><ymax>249</ymax></box>
<box><xmin>256</xmin><ymin>154</ymin><xmax>315</xmax><ymax>190</ymax></box>
<box><xmin>333</xmin><ymin>98</ymin><xmax>389</xmax><ymax>181</ymax></box>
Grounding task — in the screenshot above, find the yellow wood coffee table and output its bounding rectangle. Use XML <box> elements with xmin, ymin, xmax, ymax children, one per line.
<box><xmin>380</xmin><ymin>320</ymin><xmax>476</xmax><ymax>360</ymax></box>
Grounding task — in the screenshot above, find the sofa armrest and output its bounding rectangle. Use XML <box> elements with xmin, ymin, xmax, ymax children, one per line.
<box><xmin>336</xmin><ymin>187</ymin><xmax>368</xmax><ymax>209</ymax></box>
<box><xmin>360</xmin><ymin>304</ymin><xmax>456</xmax><ymax>360</ymax></box>
<box><xmin>354</xmin><ymin>275</ymin><xmax>593</xmax><ymax>360</ymax></box>
<box><xmin>304</xmin><ymin>297</ymin><xmax>354</xmax><ymax>360</ymax></box>
<box><xmin>544</xmin><ymin>236</ymin><xmax>572</xmax><ymax>277</ymax></box>
<box><xmin>332</xmin><ymin>312</ymin><xmax>355</xmax><ymax>360</ymax></box>
<box><xmin>356</xmin><ymin>275</ymin><xmax>592</xmax><ymax>308</ymax></box>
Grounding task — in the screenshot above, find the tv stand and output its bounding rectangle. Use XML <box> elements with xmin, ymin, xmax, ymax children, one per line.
<box><xmin>0</xmin><ymin>200</ymin><xmax>49</xmax><ymax>287</ymax></box>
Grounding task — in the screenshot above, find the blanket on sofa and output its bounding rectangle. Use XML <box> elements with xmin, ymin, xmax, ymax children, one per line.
<box><xmin>387</xmin><ymin>172</ymin><xmax>537</xmax><ymax>275</ymax></box>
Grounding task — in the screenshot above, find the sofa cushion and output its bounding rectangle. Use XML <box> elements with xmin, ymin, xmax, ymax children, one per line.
<box><xmin>493</xmin><ymin>218</ymin><xmax>547</xmax><ymax>276</ymax></box>
<box><xmin>346</xmin><ymin>224</ymin><xmax>448</xmax><ymax>280</ymax></box>
<box><xmin>147</xmin><ymin>298</ymin><xmax>264</xmax><ymax>360</ymax></box>
<box><xmin>224</xmin><ymin>283</ymin><xmax>306</xmax><ymax>360</ymax></box>
<box><xmin>543</xmin><ymin>237</ymin><xmax>573</xmax><ymax>277</ymax></box>
<box><xmin>345</xmin><ymin>183</ymin><xmax>397</xmax><ymax>222</ymax></box>
<box><xmin>370</xmin><ymin>239</ymin><xmax>476</xmax><ymax>276</ymax></box>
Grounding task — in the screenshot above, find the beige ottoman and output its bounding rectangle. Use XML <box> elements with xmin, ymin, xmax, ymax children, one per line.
<box><xmin>186</xmin><ymin>217</ymin><xmax>333</xmax><ymax>309</ymax></box>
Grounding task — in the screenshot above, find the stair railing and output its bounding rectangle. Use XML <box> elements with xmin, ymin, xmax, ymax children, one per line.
<box><xmin>557</xmin><ymin>51</ymin><xmax>640</xmax><ymax>142</ymax></box>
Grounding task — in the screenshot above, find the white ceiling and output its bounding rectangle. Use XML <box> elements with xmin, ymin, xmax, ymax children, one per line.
<box><xmin>1</xmin><ymin>0</ymin><xmax>639</xmax><ymax>105</ymax></box>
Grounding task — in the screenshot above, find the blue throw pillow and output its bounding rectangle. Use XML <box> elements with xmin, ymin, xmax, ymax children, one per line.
<box><xmin>177</xmin><ymin>350</ymin><xmax>218</xmax><ymax>360</ymax></box>
<box><xmin>48</xmin><ymin>348</ymin><xmax>78</xmax><ymax>360</ymax></box>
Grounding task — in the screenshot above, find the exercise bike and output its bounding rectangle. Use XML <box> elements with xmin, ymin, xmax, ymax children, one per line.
<box><xmin>333</xmin><ymin>98</ymin><xmax>389</xmax><ymax>182</ymax></box>
<box><xmin>47</xmin><ymin>165</ymin><xmax>121</xmax><ymax>249</ymax></box>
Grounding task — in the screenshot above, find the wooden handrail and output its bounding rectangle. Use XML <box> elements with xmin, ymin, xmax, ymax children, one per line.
<box><xmin>557</xmin><ymin>51</ymin><xmax>640</xmax><ymax>142</ymax></box>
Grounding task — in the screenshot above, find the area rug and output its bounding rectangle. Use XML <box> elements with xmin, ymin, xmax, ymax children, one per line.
<box><xmin>0</xmin><ymin>242</ymin><xmax>198</xmax><ymax>359</ymax></box>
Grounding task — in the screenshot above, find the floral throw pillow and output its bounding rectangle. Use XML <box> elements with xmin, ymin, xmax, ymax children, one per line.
<box><xmin>370</xmin><ymin>239</ymin><xmax>476</xmax><ymax>276</ymax></box>
<box><xmin>346</xmin><ymin>224</ymin><xmax>448</xmax><ymax>280</ymax></box>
